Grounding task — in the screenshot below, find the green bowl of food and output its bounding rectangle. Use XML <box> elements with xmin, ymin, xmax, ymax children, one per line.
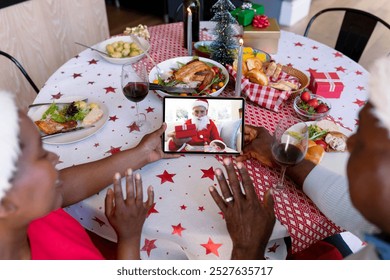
<box><xmin>194</xmin><ymin>41</ymin><xmax>213</xmax><ymax>58</ymax></box>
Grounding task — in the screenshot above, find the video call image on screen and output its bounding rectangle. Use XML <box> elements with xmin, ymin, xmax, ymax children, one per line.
<box><xmin>163</xmin><ymin>96</ymin><xmax>244</xmax><ymax>154</ymax></box>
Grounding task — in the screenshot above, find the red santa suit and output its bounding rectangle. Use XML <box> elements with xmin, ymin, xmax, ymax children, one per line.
<box><xmin>168</xmin><ymin>118</ymin><xmax>222</xmax><ymax>151</ymax></box>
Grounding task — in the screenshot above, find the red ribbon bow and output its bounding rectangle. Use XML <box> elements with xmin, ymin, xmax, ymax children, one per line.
<box><xmin>252</xmin><ymin>15</ymin><xmax>270</xmax><ymax>28</ymax></box>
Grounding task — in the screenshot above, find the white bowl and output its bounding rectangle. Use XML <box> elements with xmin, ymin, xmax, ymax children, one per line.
<box><xmin>148</xmin><ymin>56</ymin><xmax>229</xmax><ymax>97</ymax></box>
<box><xmin>97</xmin><ymin>35</ymin><xmax>150</xmax><ymax>65</ymax></box>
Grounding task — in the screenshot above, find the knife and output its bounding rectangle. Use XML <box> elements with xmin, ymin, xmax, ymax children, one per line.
<box><xmin>41</xmin><ymin>125</ymin><xmax>95</xmax><ymax>139</ymax></box>
<box><xmin>29</xmin><ymin>98</ymin><xmax>88</xmax><ymax>108</ymax></box>
<box><xmin>149</xmin><ymin>83</ymin><xmax>197</xmax><ymax>94</ymax></box>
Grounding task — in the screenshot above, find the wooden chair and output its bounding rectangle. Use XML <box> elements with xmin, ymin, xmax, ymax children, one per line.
<box><xmin>0</xmin><ymin>50</ymin><xmax>39</xmax><ymax>94</ymax></box>
<box><xmin>303</xmin><ymin>8</ymin><xmax>390</xmax><ymax>62</ymax></box>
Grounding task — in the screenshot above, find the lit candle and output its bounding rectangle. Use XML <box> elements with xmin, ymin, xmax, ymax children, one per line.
<box><xmin>235</xmin><ymin>38</ymin><xmax>244</xmax><ymax>97</ymax></box>
<box><xmin>187</xmin><ymin>7</ymin><xmax>192</xmax><ymax>56</ymax></box>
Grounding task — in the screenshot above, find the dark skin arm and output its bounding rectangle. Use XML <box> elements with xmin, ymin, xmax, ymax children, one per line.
<box><xmin>59</xmin><ymin>123</ymin><xmax>179</xmax><ymax>207</ymax></box>
<box><xmin>209</xmin><ymin>158</ymin><xmax>275</xmax><ymax>260</ymax></box>
<box><xmin>236</xmin><ymin>125</ymin><xmax>316</xmax><ymax>189</ymax></box>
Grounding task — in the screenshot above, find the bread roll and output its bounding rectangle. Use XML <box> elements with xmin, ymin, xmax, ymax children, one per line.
<box><xmin>246</xmin><ymin>57</ymin><xmax>263</xmax><ymax>71</ymax></box>
<box><xmin>233</xmin><ymin>59</ymin><xmax>248</xmax><ymax>76</ymax></box>
<box><xmin>265</xmin><ymin>61</ymin><xmax>277</xmax><ymax>76</ymax></box>
<box><xmin>305</xmin><ymin>145</ymin><xmax>325</xmax><ymax>165</ymax></box>
<box><xmin>269</xmin><ymin>82</ymin><xmax>291</xmax><ymax>91</ymax></box>
<box><xmin>245</xmin><ymin>69</ymin><xmax>268</xmax><ymax>86</ymax></box>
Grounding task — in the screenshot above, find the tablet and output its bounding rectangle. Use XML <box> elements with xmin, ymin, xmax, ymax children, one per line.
<box><xmin>163</xmin><ymin>96</ymin><xmax>245</xmax><ymax>154</ymax></box>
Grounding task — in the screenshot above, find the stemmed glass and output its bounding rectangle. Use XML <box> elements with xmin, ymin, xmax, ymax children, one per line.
<box><xmin>271</xmin><ymin>116</ymin><xmax>309</xmax><ymax>191</ymax></box>
<box><xmin>121</xmin><ymin>62</ymin><xmax>151</xmax><ymax>132</ymax></box>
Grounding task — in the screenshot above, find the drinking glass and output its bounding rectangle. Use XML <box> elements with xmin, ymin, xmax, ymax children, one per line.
<box><xmin>271</xmin><ymin>116</ymin><xmax>309</xmax><ymax>191</ymax></box>
<box><xmin>121</xmin><ymin>62</ymin><xmax>150</xmax><ymax>132</ymax></box>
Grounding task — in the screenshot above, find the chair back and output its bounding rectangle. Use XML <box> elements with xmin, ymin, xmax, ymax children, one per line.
<box><xmin>0</xmin><ymin>50</ymin><xmax>39</xmax><ymax>94</ymax></box>
<box><xmin>304</xmin><ymin>8</ymin><xmax>390</xmax><ymax>62</ymax></box>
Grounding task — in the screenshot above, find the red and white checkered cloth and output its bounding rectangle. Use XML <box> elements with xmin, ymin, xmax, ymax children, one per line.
<box><xmin>227</xmin><ymin>65</ymin><xmax>300</xmax><ymax>112</ymax></box>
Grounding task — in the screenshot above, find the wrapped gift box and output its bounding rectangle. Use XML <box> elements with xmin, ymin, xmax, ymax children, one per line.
<box><xmin>230</xmin><ymin>3</ymin><xmax>264</xmax><ymax>26</ymax></box>
<box><xmin>243</xmin><ymin>18</ymin><xmax>280</xmax><ymax>54</ymax></box>
<box><xmin>309</xmin><ymin>71</ymin><xmax>344</xmax><ymax>98</ymax></box>
<box><xmin>175</xmin><ymin>123</ymin><xmax>197</xmax><ymax>139</ymax></box>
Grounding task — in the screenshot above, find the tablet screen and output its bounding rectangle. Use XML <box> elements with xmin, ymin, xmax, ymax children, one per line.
<box><xmin>163</xmin><ymin>96</ymin><xmax>244</xmax><ymax>154</ymax></box>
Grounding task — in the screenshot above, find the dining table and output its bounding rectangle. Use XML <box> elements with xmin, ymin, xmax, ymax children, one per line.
<box><xmin>30</xmin><ymin>21</ymin><xmax>369</xmax><ymax>260</ymax></box>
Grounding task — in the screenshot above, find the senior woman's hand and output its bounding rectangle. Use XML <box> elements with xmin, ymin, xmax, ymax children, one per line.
<box><xmin>105</xmin><ymin>169</ymin><xmax>154</xmax><ymax>259</ymax></box>
<box><xmin>236</xmin><ymin>125</ymin><xmax>276</xmax><ymax>168</ymax></box>
<box><xmin>209</xmin><ymin>158</ymin><xmax>276</xmax><ymax>260</ymax></box>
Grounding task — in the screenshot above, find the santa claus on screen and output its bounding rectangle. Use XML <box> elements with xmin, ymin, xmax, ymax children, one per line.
<box><xmin>168</xmin><ymin>99</ymin><xmax>223</xmax><ymax>151</ymax></box>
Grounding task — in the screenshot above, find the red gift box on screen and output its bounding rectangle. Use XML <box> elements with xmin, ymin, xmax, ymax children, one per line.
<box><xmin>175</xmin><ymin>123</ymin><xmax>197</xmax><ymax>139</ymax></box>
<box><xmin>309</xmin><ymin>71</ymin><xmax>344</xmax><ymax>98</ymax></box>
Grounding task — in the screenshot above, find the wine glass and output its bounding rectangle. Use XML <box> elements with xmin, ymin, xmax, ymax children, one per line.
<box><xmin>271</xmin><ymin>116</ymin><xmax>309</xmax><ymax>191</ymax></box>
<box><xmin>121</xmin><ymin>62</ymin><xmax>151</xmax><ymax>132</ymax></box>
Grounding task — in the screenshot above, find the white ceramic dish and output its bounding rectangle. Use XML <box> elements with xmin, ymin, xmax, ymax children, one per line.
<box><xmin>97</xmin><ymin>35</ymin><xmax>150</xmax><ymax>65</ymax></box>
<box><xmin>28</xmin><ymin>98</ymin><xmax>108</xmax><ymax>145</ymax></box>
<box><xmin>288</xmin><ymin>120</ymin><xmax>351</xmax><ymax>176</ymax></box>
<box><xmin>148</xmin><ymin>56</ymin><xmax>229</xmax><ymax>97</ymax></box>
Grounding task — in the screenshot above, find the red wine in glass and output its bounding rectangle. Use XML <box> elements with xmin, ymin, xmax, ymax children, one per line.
<box><xmin>271</xmin><ymin>117</ymin><xmax>308</xmax><ymax>191</ymax></box>
<box><xmin>123</xmin><ymin>82</ymin><xmax>148</xmax><ymax>103</ymax></box>
<box><xmin>272</xmin><ymin>143</ymin><xmax>305</xmax><ymax>166</ymax></box>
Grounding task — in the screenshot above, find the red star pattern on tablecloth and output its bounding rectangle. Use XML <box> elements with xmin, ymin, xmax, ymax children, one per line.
<box><xmin>201</xmin><ymin>238</ymin><xmax>222</xmax><ymax>257</ymax></box>
<box><xmin>267</xmin><ymin>242</ymin><xmax>280</xmax><ymax>253</ymax></box>
<box><xmin>355</xmin><ymin>119</ymin><xmax>359</xmax><ymax>126</ymax></box>
<box><xmin>141</xmin><ymin>239</ymin><xmax>157</xmax><ymax>257</ymax></box>
<box><xmin>94</xmin><ymin>143</ymin><xmax>99</xmax><ymax>147</ymax></box>
<box><xmin>312</xmin><ymin>46</ymin><xmax>318</xmax><ymax>49</ymax></box>
<box><xmin>333</xmin><ymin>52</ymin><xmax>343</xmax><ymax>58</ymax></box>
<box><xmin>128</xmin><ymin>122</ymin><xmax>140</xmax><ymax>132</ymax></box>
<box><xmin>109</xmin><ymin>115</ymin><xmax>118</xmax><ymax>121</ymax></box>
<box><xmin>51</xmin><ymin>92</ymin><xmax>63</xmax><ymax>99</ymax></box>
<box><xmin>88</xmin><ymin>59</ymin><xmax>98</xmax><ymax>64</ymax></box>
<box><xmin>180</xmin><ymin>204</ymin><xmax>187</xmax><ymax>210</ymax></box>
<box><xmin>198</xmin><ymin>206</ymin><xmax>205</xmax><ymax>212</ymax></box>
<box><xmin>307</xmin><ymin>67</ymin><xmax>317</xmax><ymax>73</ymax></box>
<box><xmin>294</xmin><ymin>42</ymin><xmax>303</xmax><ymax>47</ymax></box>
<box><xmin>218</xmin><ymin>212</ymin><xmax>224</xmax><ymax>219</ymax></box>
<box><xmin>171</xmin><ymin>223</ymin><xmax>186</xmax><ymax>236</ymax></box>
<box><xmin>156</xmin><ymin>170</ymin><xmax>176</xmax><ymax>184</ymax></box>
<box><xmin>145</xmin><ymin>106</ymin><xmax>155</xmax><ymax>113</ymax></box>
<box><xmin>201</xmin><ymin>167</ymin><xmax>215</xmax><ymax>180</ymax></box>
<box><xmin>92</xmin><ymin>216</ymin><xmax>106</xmax><ymax>227</ymax></box>
<box><xmin>105</xmin><ymin>146</ymin><xmax>122</xmax><ymax>155</ymax></box>
<box><xmin>104</xmin><ymin>86</ymin><xmax>116</xmax><ymax>93</ymax></box>
<box><xmin>335</xmin><ymin>66</ymin><xmax>346</xmax><ymax>72</ymax></box>
<box><xmin>312</xmin><ymin>57</ymin><xmax>319</xmax><ymax>61</ymax></box>
<box><xmin>356</xmin><ymin>86</ymin><xmax>365</xmax><ymax>91</ymax></box>
<box><xmin>355</xmin><ymin>70</ymin><xmax>363</xmax><ymax>75</ymax></box>
<box><xmin>353</xmin><ymin>99</ymin><xmax>366</xmax><ymax>107</ymax></box>
<box><xmin>147</xmin><ymin>203</ymin><xmax>159</xmax><ymax>217</ymax></box>
<box><xmin>73</xmin><ymin>73</ymin><xmax>82</xmax><ymax>79</ymax></box>
<box><xmin>88</xmin><ymin>81</ymin><xmax>95</xmax><ymax>85</ymax></box>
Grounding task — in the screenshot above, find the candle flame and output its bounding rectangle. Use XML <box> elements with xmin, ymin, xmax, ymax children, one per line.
<box><xmin>187</xmin><ymin>7</ymin><xmax>192</xmax><ymax>15</ymax></box>
<box><xmin>239</xmin><ymin>38</ymin><xmax>244</xmax><ymax>46</ymax></box>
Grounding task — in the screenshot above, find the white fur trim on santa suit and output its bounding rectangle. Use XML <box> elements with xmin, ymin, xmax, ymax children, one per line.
<box><xmin>192</xmin><ymin>98</ymin><xmax>209</xmax><ymax>110</ymax></box>
<box><xmin>368</xmin><ymin>56</ymin><xmax>390</xmax><ymax>137</ymax></box>
<box><xmin>0</xmin><ymin>91</ymin><xmax>21</xmax><ymax>201</ymax></box>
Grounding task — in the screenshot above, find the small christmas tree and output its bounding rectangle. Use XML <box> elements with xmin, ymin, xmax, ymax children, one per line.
<box><xmin>210</xmin><ymin>0</ymin><xmax>239</xmax><ymax>65</ymax></box>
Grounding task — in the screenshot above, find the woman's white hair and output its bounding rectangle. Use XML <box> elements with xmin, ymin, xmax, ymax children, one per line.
<box><xmin>368</xmin><ymin>56</ymin><xmax>390</xmax><ymax>136</ymax></box>
<box><xmin>0</xmin><ymin>91</ymin><xmax>21</xmax><ymax>201</ymax></box>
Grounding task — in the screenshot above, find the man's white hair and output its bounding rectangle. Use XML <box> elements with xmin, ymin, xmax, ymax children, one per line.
<box><xmin>368</xmin><ymin>56</ymin><xmax>390</xmax><ymax>136</ymax></box>
<box><xmin>0</xmin><ymin>91</ymin><xmax>21</xmax><ymax>201</ymax></box>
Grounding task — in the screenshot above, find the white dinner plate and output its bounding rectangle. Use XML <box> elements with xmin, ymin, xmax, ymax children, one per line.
<box><xmin>97</xmin><ymin>35</ymin><xmax>150</xmax><ymax>65</ymax></box>
<box><xmin>28</xmin><ymin>98</ymin><xmax>108</xmax><ymax>145</ymax></box>
<box><xmin>288</xmin><ymin>121</ymin><xmax>352</xmax><ymax>176</ymax></box>
<box><xmin>148</xmin><ymin>56</ymin><xmax>229</xmax><ymax>98</ymax></box>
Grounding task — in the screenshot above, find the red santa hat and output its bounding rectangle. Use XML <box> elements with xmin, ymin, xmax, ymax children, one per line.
<box><xmin>192</xmin><ymin>98</ymin><xmax>209</xmax><ymax>110</ymax></box>
<box><xmin>0</xmin><ymin>91</ymin><xmax>21</xmax><ymax>201</ymax></box>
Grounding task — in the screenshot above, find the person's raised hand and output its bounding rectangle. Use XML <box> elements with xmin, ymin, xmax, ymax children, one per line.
<box><xmin>105</xmin><ymin>169</ymin><xmax>154</xmax><ymax>259</ymax></box>
<box><xmin>137</xmin><ymin>123</ymin><xmax>180</xmax><ymax>163</ymax></box>
<box><xmin>209</xmin><ymin>158</ymin><xmax>275</xmax><ymax>259</ymax></box>
<box><xmin>236</xmin><ymin>125</ymin><xmax>276</xmax><ymax>167</ymax></box>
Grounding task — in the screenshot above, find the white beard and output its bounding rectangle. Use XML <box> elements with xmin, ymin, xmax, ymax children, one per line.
<box><xmin>191</xmin><ymin>115</ymin><xmax>210</xmax><ymax>131</ymax></box>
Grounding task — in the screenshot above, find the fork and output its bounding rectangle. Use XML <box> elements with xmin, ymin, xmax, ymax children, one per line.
<box><xmin>129</xmin><ymin>34</ymin><xmax>165</xmax><ymax>79</ymax></box>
